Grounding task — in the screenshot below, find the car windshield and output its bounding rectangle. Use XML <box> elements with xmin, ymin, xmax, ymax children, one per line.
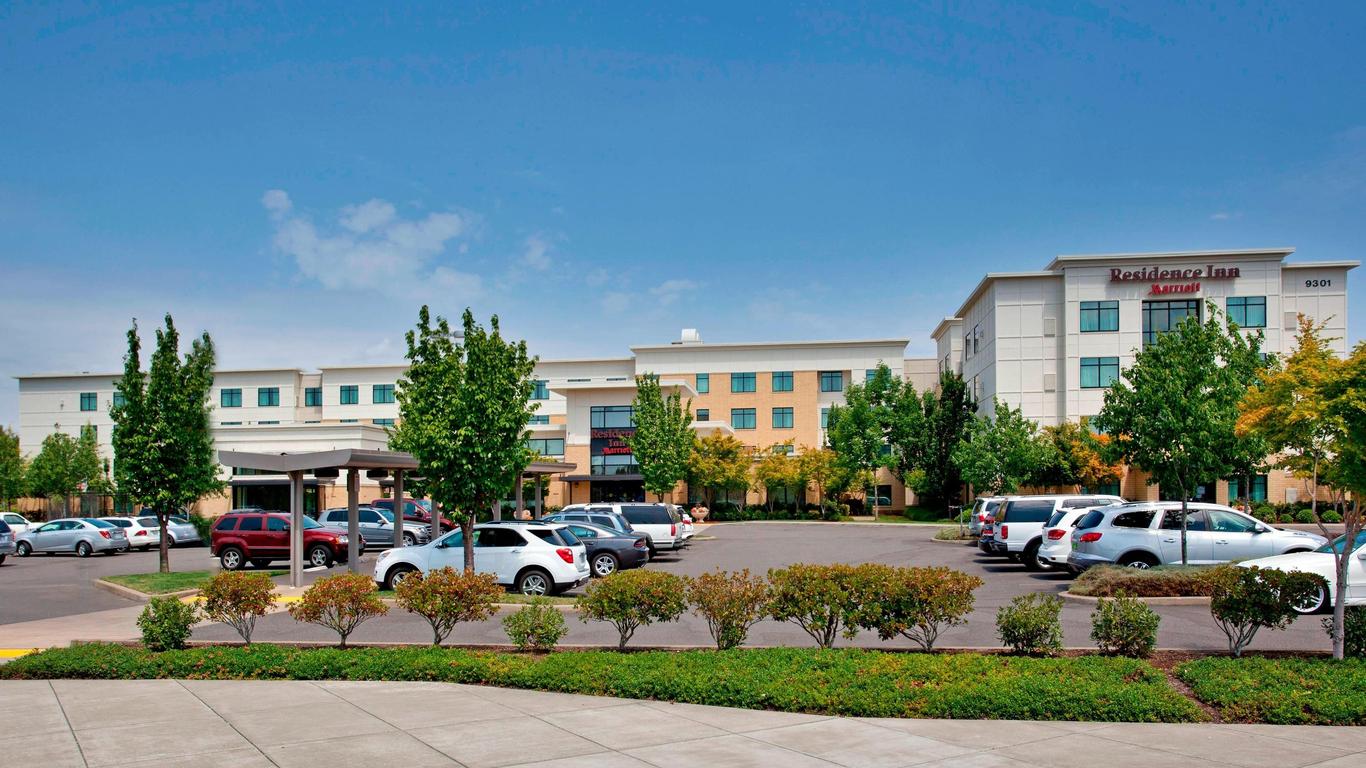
<box><xmin>377</xmin><ymin>509</ymin><xmax>396</xmax><ymax>522</ymax></box>
<box><xmin>83</xmin><ymin>518</ymin><xmax>115</xmax><ymax>528</ymax></box>
<box><xmin>1075</xmin><ymin>510</ymin><xmax>1106</xmax><ymax>530</ymax></box>
<box><xmin>1045</xmin><ymin>510</ymin><xmax>1066</xmax><ymax>528</ymax></box>
<box><xmin>137</xmin><ymin>517</ymin><xmax>159</xmax><ymax>527</ymax></box>
<box><xmin>300</xmin><ymin>517</ymin><xmax>323</xmax><ymax>530</ymax></box>
<box><xmin>170</xmin><ymin>516</ymin><xmax>188</xmax><ymax>524</ymax></box>
<box><xmin>1316</xmin><ymin>531</ymin><xmax>1366</xmax><ymax>554</ymax></box>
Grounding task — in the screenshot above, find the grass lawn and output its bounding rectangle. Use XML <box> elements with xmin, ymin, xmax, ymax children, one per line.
<box><xmin>102</xmin><ymin>570</ymin><xmax>287</xmax><ymax>595</ymax></box>
<box><xmin>845</xmin><ymin>508</ymin><xmax>960</xmax><ymax>524</ymax></box>
<box><xmin>1177</xmin><ymin>657</ymin><xmax>1366</xmax><ymax>725</ymax></box>
<box><xmin>1</xmin><ymin>644</ymin><xmax>1205</xmax><ymax>723</ymax></box>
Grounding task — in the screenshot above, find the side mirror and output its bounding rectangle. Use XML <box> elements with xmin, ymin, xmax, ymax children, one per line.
<box><xmin>1356</xmin><ymin>548</ymin><xmax>1366</xmax><ymax>560</ymax></box>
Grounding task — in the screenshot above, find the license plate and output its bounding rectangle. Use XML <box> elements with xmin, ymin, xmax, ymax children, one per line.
<box><xmin>1071</xmin><ymin>542</ymin><xmax>1077</xmax><ymax>550</ymax></box>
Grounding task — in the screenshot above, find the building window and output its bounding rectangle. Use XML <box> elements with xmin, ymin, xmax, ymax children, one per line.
<box><xmin>528</xmin><ymin>414</ymin><xmax>550</xmax><ymax>425</ymax></box>
<box><xmin>527</xmin><ymin>437</ymin><xmax>565</xmax><ymax>457</ymax></box>
<box><xmin>221</xmin><ymin>389</ymin><xmax>242</xmax><ymax>408</ymax></box>
<box><xmin>772</xmin><ymin>407</ymin><xmax>794</xmax><ymax>429</ymax></box>
<box><xmin>696</xmin><ymin>408</ymin><xmax>709</xmax><ymax>421</ymax></box>
<box><xmin>773</xmin><ymin>444</ymin><xmax>795</xmax><ymax>455</ymax></box>
<box><xmin>374</xmin><ymin>418</ymin><xmax>395</xmax><ymax>427</ymax></box>
<box><xmin>339</xmin><ymin>385</ymin><xmax>359</xmax><ymax>405</ymax></box>
<box><xmin>820</xmin><ymin>407</ymin><xmax>830</xmax><ymax>429</ymax></box>
<box><xmin>258</xmin><ymin>420</ymin><xmax>279</xmax><ymax>425</ymax></box>
<box><xmin>1228</xmin><ymin>475</ymin><xmax>1269</xmax><ymax>502</ymax></box>
<box><xmin>819</xmin><ymin>371</ymin><xmax>844</xmax><ymax>392</ymax></box>
<box><xmin>695</xmin><ymin>374</ymin><xmax>709</xmax><ymax>394</ymax></box>
<box><xmin>304</xmin><ymin>387</ymin><xmax>322</xmax><ymax>407</ymax></box>
<box><xmin>1227</xmin><ymin>296</ymin><xmax>1267</xmax><ymax>329</ymax></box>
<box><xmin>372</xmin><ymin>384</ymin><xmax>395</xmax><ymax>404</ymax></box>
<box><xmin>112</xmin><ymin>392</ymin><xmax>126</xmax><ymax>408</ymax></box>
<box><xmin>866</xmin><ymin>369</ymin><xmax>878</xmax><ymax>383</ymax></box>
<box><xmin>730</xmin><ymin>372</ymin><xmax>756</xmax><ymax>393</ymax></box>
<box><xmin>973</xmin><ymin>324</ymin><xmax>982</xmax><ymax>354</ymax></box>
<box><xmin>1142</xmin><ymin>299</ymin><xmax>1200</xmax><ymax>347</ymax></box>
<box><xmin>590</xmin><ymin>405</ymin><xmax>635</xmax><ymax>428</ymax></box>
<box><xmin>1094</xmin><ymin>481</ymin><xmax>1121</xmax><ymax>497</ymax></box>
<box><xmin>590</xmin><ymin>454</ymin><xmax>638</xmax><ymax>476</ymax></box>
<box><xmin>531</xmin><ymin>380</ymin><xmax>549</xmax><ymax>400</ymax></box>
<box><xmin>220</xmin><ymin>421</ymin><xmax>242</xmax><ymax>426</ymax></box>
<box><xmin>731</xmin><ymin>408</ymin><xmax>756</xmax><ymax>430</ymax></box>
<box><xmin>339</xmin><ymin>418</ymin><xmax>359</xmax><ymax>424</ymax></box>
<box><xmin>771</xmin><ymin>371</ymin><xmax>793</xmax><ymax>392</ymax></box>
<box><xmin>1080</xmin><ymin>357</ymin><xmax>1120</xmax><ymax>389</ymax></box>
<box><xmin>79</xmin><ymin>392</ymin><xmax>97</xmax><ymax>411</ymax></box>
<box><xmin>257</xmin><ymin>388</ymin><xmax>280</xmax><ymax>407</ymax></box>
<box><xmin>1080</xmin><ymin>300</ymin><xmax>1120</xmax><ymax>332</ymax></box>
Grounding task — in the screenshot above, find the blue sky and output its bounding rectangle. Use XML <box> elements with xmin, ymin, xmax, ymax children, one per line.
<box><xmin>2</xmin><ymin>1</ymin><xmax>1363</xmax><ymax>425</ymax></box>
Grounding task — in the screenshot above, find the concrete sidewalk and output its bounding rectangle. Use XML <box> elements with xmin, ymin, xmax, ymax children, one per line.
<box><xmin>2</xmin><ymin>679</ymin><xmax>1362</xmax><ymax>768</ymax></box>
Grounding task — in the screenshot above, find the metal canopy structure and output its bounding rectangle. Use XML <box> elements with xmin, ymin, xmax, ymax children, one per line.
<box><xmin>508</xmin><ymin>461</ymin><xmax>576</xmax><ymax>520</ymax></box>
<box><xmin>218</xmin><ymin>449</ymin><xmax>420</xmax><ymax>587</ymax></box>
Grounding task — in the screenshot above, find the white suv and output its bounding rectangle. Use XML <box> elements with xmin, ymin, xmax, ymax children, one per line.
<box><xmin>562</xmin><ymin>503</ymin><xmax>683</xmax><ymax>555</ymax></box>
<box><xmin>373</xmin><ymin>521</ymin><xmax>589</xmax><ymax>595</ymax></box>
<box><xmin>992</xmin><ymin>494</ymin><xmax>1125</xmax><ymax>570</ymax></box>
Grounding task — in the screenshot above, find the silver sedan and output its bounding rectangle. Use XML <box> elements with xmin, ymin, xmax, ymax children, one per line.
<box><xmin>16</xmin><ymin>518</ymin><xmax>128</xmax><ymax>557</ymax></box>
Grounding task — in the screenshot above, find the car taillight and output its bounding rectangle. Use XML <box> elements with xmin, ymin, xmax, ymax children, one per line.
<box><xmin>633</xmin><ymin>539</ymin><xmax>647</xmax><ymax>549</ymax></box>
<box><xmin>556</xmin><ymin>547</ymin><xmax>574</xmax><ymax>564</ymax></box>
<box><xmin>100</xmin><ymin>531</ymin><xmax>111</xmax><ymax>539</ymax></box>
<box><xmin>1047</xmin><ymin>529</ymin><xmax>1065</xmax><ymax>540</ymax></box>
<box><xmin>135</xmin><ymin>530</ymin><xmax>148</xmax><ymax>536</ymax></box>
<box><xmin>1000</xmin><ymin>525</ymin><xmax>1008</xmax><ymax>540</ymax></box>
<box><xmin>1080</xmin><ymin>532</ymin><xmax>1103</xmax><ymax>543</ymax></box>
<box><xmin>670</xmin><ymin>524</ymin><xmax>676</xmax><ymax>536</ymax></box>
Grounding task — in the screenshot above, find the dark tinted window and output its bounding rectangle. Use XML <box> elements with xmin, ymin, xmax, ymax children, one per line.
<box><xmin>985</xmin><ymin>500</ymin><xmax>1000</xmax><ymax>513</ymax></box>
<box><xmin>557</xmin><ymin>527</ymin><xmax>580</xmax><ymax>546</ymax></box>
<box><xmin>1076</xmin><ymin>510</ymin><xmax>1105</xmax><ymax>530</ymax></box>
<box><xmin>1000</xmin><ymin>499</ymin><xmax>1055</xmax><ymax>523</ymax></box>
<box><xmin>1161</xmin><ymin>509</ymin><xmax>1207</xmax><ymax>531</ymax></box>
<box><xmin>0</xmin><ymin>521</ymin><xmax>10</xmax><ymax>533</ymax></box>
<box><xmin>567</xmin><ymin>525</ymin><xmax>596</xmax><ymax>539</ymax></box>
<box><xmin>360</xmin><ymin>510</ymin><xmax>381</xmax><ymax>524</ymax></box>
<box><xmin>238</xmin><ymin>517</ymin><xmax>263</xmax><ymax>531</ymax></box>
<box><xmin>622</xmin><ymin>505</ymin><xmax>671</xmax><ymax>525</ymax></box>
<box><xmin>266</xmin><ymin>517</ymin><xmax>288</xmax><ymax>532</ymax></box>
<box><xmin>528</xmin><ymin>528</ymin><xmax>570</xmax><ymax>546</ymax></box>
<box><xmin>1046</xmin><ymin>511</ymin><xmax>1066</xmax><ymax>528</ymax></box>
<box><xmin>1112</xmin><ymin>510</ymin><xmax>1156</xmax><ymax>528</ymax></box>
<box><xmin>567</xmin><ymin>514</ymin><xmax>590</xmax><ymax>523</ymax></box>
<box><xmin>106</xmin><ymin>519</ymin><xmax>131</xmax><ymax>528</ymax></box>
<box><xmin>137</xmin><ymin>517</ymin><xmax>159</xmax><ymax>527</ymax></box>
<box><xmin>1061</xmin><ymin>498</ymin><xmax>1102</xmax><ymax>509</ymax></box>
<box><xmin>86</xmin><ymin>518</ymin><xmax>115</xmax><ymax>528</ymax></box>
<box><xmin>477</xmin><ymin>528</ymin><xmax>525</xmax><ymax>547</ymax></box>
<box><xmin>590</xmin><ymin>515</ymin><xmax>622</xmax><ymax>530</ymax></box>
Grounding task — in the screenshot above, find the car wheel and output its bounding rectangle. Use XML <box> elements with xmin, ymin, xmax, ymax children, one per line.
<box><xmin>385</xmin><ymin>564</ymin><xmax>418</xmax><ymax>591</ymax></box>
<box><xmin>307</xmin><ymin>544</ymin><xmax>332</xmax><ymax>568</ymax></box>
<box><xmin>402</xmin><ymin>532</ymin><xmax>417</xmax><ymax>546</ymax></box>
<box><xmin>165</xmin><ymin>535</ymin><xmax>177</xmax><ymax>548</ymax></box>
<box><xmin>1021</xmin><ymin>541</ymin><xmax>1044</xmax><ymax>571</ymax></box>
<box><xmin>76</xmin><ymin>541</ymin><xmax>92</xmax><ymax>558</ymax></box>
<box><xmin>16</xmin><ymin>541</ymin><xmax>31</xmax><ymax>557</ymax></box>
<box><xmin>1119</xmin><ymin>552</ymin><xmax>1158</xmax><ymax>569</ymax></box>
<box><xmin>219</xmin><ymin>547</ymin><xmax>245</xmax><ymax>570</ymax></box>
<box><xmin>1294</xmin><ymin>583</ymin><xmax>1328</xmax><ymax>615</ymax></box>
<box><xmin>0</xmin><ymin>554</ymin><xmax>6</xmax><ymax>565</ymax></box>
<box><xmin>592</xmin><ymin>552</ymin><xmax>619</xmax><ymax>578</ymax></box>
<box><xmin>250</xmin><ymin>559</ymin><xmax>272</xmax><ymax>569</ymax></box>
<box><xmin>516</xmin><ymin>568</ymin><xmax>552</xmax><ymax>596</ymax></box>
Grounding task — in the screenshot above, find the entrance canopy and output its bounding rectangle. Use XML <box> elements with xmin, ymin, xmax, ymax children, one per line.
<box><xmin>218</xmin><ymin>448</ymin><xmax>420</xmax><ymax>587</ymax></box>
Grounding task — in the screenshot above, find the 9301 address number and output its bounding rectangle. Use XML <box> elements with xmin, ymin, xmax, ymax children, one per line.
<box><xmin>1305</xmin><ymin>279</ymin><xmax>1332</xmax><ymax>288</ymax></box>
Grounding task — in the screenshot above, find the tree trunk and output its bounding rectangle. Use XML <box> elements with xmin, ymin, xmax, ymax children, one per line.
<box><xmin>461</xmin><ymin>517</ymin><xmax>475</xmax><ymax>573</ymax></box>
<box><xmin>158</xmin><ymin>511</ymin><xmax>170</xmax><ymax>574</ymax></box>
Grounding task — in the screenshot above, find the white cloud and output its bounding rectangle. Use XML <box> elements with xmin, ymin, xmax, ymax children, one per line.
<box><xmin>521</xmin><ymin>234</ymin><xmax>553</xmax><ymax>270</ymax></box>
<box><xmin>649</xmin><ymin>278</ymin><xmax>700</xmax><ymax>306</ymax></box>
<box><xmin>602</xmin><ymin>292</ymin><xmax>630</xmax><ymax>314</ymax></box>
<box><xmin>263</xmin><ymin>190</ymin><xmax>477</xmax><ymax>298</ymax></box>
<box><xmin>1209</xmin><ymin>211</ymin><xmax>1241</xmax><ymax>221</ymax></box>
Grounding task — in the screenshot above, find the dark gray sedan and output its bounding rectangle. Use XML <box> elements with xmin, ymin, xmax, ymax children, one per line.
<box><xmin>557</xmin><ymin>522</ymin><xmax>650</xmax><ymax>577</ymax></box>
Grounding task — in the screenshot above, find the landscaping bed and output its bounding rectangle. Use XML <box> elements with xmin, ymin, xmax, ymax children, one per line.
<box><xmin>0</xmin><ymin>643</ymin><xmax>1204</xmax><ymax>723</ymax></box>
<box><xmin>101</xmin><ymin>570</ymin><xmax>287</xmax><ymax>596</ymax></box>
<box><xmin>1176</xmin><ymin>656</ymin><xmax>1366</xmax><ymax>725</ymax></box>
<box><xmin>1070</xmin><ymin>565</ymin><xmax>1229</xmax><ymax>598</ymax></box>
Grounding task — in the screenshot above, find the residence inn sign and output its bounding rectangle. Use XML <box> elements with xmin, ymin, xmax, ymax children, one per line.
<box><xmin>1109</xmin><ymin>263</ymin><xmax>1242</xmax><ymax>295</ymax></box>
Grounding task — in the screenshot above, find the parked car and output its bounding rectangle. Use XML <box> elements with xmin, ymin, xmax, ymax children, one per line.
<box><xmin>561</xmin><ymin>503</ymin><xmax>682</xmax><ymax>556</ymax></box>
<box><xmin>374</xmin><ymin>521</ymin><xmax>589</xmax><ymax>595</ymax></box>
<box><xmin>15</xmin><ymin>518</ymin><xmax>127</xmax><ymax>557</ymax></box>
<box><xmin>1067</xmin><ymin>501</ymin><xmax>1327</xmax><ymax>572</ymax></box>
<box><xmin>977</xmin><ymin>515</ymin><xmax>997</xmax><ymax>553</ymax></box>
<box><xmin>1037</xmin><ymin>505</ymin><xmax>1118</xmax><ymax>569</ymax></box>
<box><xmin>315</xmin><ymin>507</ymin><xmax>430</xmax><ymax>547</ymax></box>
<box><xmin>992</xmin><ymin>494</ymin><xmax>1126</xmax><ymax>570</ymax></box>
<box><xmin>97</xmin><ymin>516</ymin><xmax>163</xmax><ymax>551</ymax></box>
<box><xmin>0</xmin><ymin>519</ymin><xmax>13</xmax><ymax>564</ymax></box>
<box><xmin>544</xmin><ymin>507</ymin><xmax>634</xmax><ymax>535</ymax></box>
<box><xmin>968</xmin><ymin>497</ymin><xmax>1004</xmax><ymax>536</ymax></box>
<box><xmin>669</xmin><ymin>504</ymin><xmax>695</xmax><ymax>543</ymax></box>
<box><xmin>1240</xmin><ymin>531</ymin><xmax>1366</xmax><ymax>614</ymax></box>
<box><xmin>370</xmin><ymin>498</ymin><xmax>453</xmax><ymax>532</ymax></box>
<box><xmin>211</xmin><ymin>511</ymin><xmax>352</xmax><ymax>570</ymax></box>
<box><xmin>164</xmin><ymin>516</ymin><xmax>203</xmax><ymax>547</ymax></box>
<box><xmin>554</xmin><ymin>521</ymin><xmax>649</xmax><ymax>577</ymax></box>
<box><xmin>1</xmin><ymin>512</ymin><xmax>34</xmax><ymax>536</ymax></box>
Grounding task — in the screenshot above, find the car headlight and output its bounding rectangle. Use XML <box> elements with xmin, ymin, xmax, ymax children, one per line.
<box><xmin>337</xmin><ymin>535</ymin><xmax>348</xmax><ymax>544</ymax></box>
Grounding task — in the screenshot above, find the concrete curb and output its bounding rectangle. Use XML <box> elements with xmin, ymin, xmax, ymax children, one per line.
<box><xmin>1059</xmin><ymin>590</ymin><xmax>1212</xmax><ymax>606</ymax></box>
<box><xmin>92</xmin><ymin>579</ymin><xmax>200</xmax><ymax>603</ymax></box>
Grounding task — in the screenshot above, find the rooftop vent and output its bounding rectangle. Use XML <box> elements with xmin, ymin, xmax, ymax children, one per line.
<box><xmin>675</xmin><ymin>328</ymin><xmax>703</xmax><ymax>345</ymax></box>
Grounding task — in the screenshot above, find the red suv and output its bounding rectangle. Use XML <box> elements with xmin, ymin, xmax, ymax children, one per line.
<box><xmin>211</xmin><ymin>511</ymin><xmax>353</xmax><ymax>570</ymax></box>
<box><xmin>370</xmin><ymin>498</ymin><xmax>454</xmax><ymax>532</ymax></box>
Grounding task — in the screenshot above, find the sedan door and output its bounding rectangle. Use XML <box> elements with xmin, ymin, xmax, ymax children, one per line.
<box><xmin>1157</xmin><ymin>509</ymin><xmax>1214</xmax><ymax>564</ymax></box>
<box><xmin>28</xmin><ymin>521</ymin><xmax>64</xmax><ymax>551</ymax></box>
<box><xmin>1206</xmin><ymin>509</ymin><xmax>1274</xmax><ymax>560</ymax></box>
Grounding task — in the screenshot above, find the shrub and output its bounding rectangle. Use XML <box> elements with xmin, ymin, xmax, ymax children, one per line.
<box><xmin>1321</xmin><ymin>510</ymin><xmax>1343</xmax><ymax>524</ymax></box>
<box><xmin>136</xmin><ymin>596</ymin><xmax>198</xmax><ymax>651</ymax></box>
<box><xmin>686</xmin><ymin>569</ymin><xmax>771</xmax><ymax>650</ymax></box>
<box><xmin>1251</xmin><ymin>503</ymin><xmax>1275</xmax><ymax>522</ymax></box>
<box><xmin>577</xmin><ymin>570</ymin><xmax>687</xmax><ymax>650</ymax></box>
<box><xmin>1177</xmin><ymin>656</ymin><xmax>1366</xmax><ymax>724</ymax></box>
<box><xmin>1324</xmin><ymin>606</ymin><xmax>1366</xmax><ymax>659</ymax></box>
<box><xmin>288</xmin><ymin>572</ymin><xmax>388</xmax><ymax>648</ymax></box>
<box><xmin>1070</xmin><ymin>564</ymin><xmax>1233</xmax><ymax>598</ymax></box>
<box><xmin>1090</xmin><ymin>595</ymin><xmax>1160</xmax><ymax>657</ymax></box>
<box><xmin>1208</xmin><ymin>566</ymin><xmax>1325</xmax><ymax>657</ymax></box>
<box><xmin>502</xmin><ymin>598</ymin><xmax>568</xmax><ymax>652</ymax></box>
<box><xmin>1294</xmin><ymin>509</ymin><xmax>1317</xmax><ymax>524</ymax></box>
<box><xmin>186</xmin><ymin>512</ymin><xmax>215</xmax><ymax>543</ymax></box>
<box><xmin>394</xmin><ymin>567</ymin><xmax>503</xmax><ymax>645</ymax></box>
<box><xmin>200</xmin><ymin>571</ymin><xmax>276</xmax><ymax>644</ymax></box>
<box><xmin>856</xmin><ymin>565</ymin><xmax>982</xmax><ymax>651</ymax></box>
<box><xmin>996</xmin><ymin>593</ymin><xmax>1063</xmax><ymax>656</ymax></box>
<box><xmin>768</xmin><ymin>563</ymin><xmax>869</xmax><ymax>649</ymax></box>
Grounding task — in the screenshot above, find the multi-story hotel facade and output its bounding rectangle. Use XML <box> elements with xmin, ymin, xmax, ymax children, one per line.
<box><xmin>14</xmin><ymin>248</ymin><xmax>1355</xmax><ymax>516</ymax></box>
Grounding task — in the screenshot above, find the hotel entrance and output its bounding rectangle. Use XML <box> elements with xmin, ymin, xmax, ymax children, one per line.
<box><xmin>590</xmin><ymin>479</ymin><xmax>646</xmax><ymax>503</ymax></box>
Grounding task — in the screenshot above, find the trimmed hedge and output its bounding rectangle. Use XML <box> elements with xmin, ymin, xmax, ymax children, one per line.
<box><xmin>0</xmin><ymin>643</ymin><xmax>1205</xmax><ymax>723</ymax></box>
<box><xmin>1177</xmin><ymin>657</ymin><xmax>1366</xmax><ymax>725</ymax></box>
<box><xmin>1070</xmin><ymin>565</ymin><xmax>1233</xmax><ymax>598</ymax></box>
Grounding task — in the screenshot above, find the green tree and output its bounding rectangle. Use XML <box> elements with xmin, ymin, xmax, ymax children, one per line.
<box><xmin>825</xmin><ymin>381</ymin><xmax>884</xmax><ymax>513</ymax></box>
<box><xmin>27</xmin><ymin>431</ymin><xmax>81</xmax><ymax>515</ymax></box>
<box><xmin>911</xmin><ymin>371</ymin><xmax>976</xmax><ymax>511</ymax></box>
<box><xmin>0</xmin><ymin>426</ymin><xmax>26</xmax><ymax>513</ymax></box>
<box><xmin>952</xmin><ymin>398</ymin><xmax>1044</xmax><ymax>496</ymax></box>
<box><xmin>796</xmin><ymin>445</ymin><xmax>844</xmax><ymax>510</ymax></box>
<box><xmin>687</xmin><ymin>432</ymin><xmax>751</xmax><ymax>508</ymax></box>
<box><xmin>751</xmin><ymin>443</ymin><xmax>803</xmax><ymax>511</ymax></box>
<box><xmin>1032</xmin><ymin>421</ymin><xmax>1122</xmax><ymax>491</ymax></box>
<box><xmin>1095</xmin><ymin>304</ymin><xmax>1255</xmax><ymax>565</ymax></box>
<box><xmin>111</xmin><ymin>315</ymin><xmax>222</xmax><ymax>573</ymax></box>
<box><xmin>629</xmin><ymin>374</ymin><xmax>694</xmax><ymax>502</ymax></box>
<box><xmin>391</xmin><ymin>307</ymin><xmax>538</xmax><ymax>572</ymax></box>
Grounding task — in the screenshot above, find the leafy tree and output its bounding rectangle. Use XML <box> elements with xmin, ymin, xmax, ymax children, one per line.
<box><xmin>1095</xmin><ymin>304</ymin><xmax>1257</xmax><ymax>565</ymax></box>
<box><xmin>796</xmin><ymin>445</ymin><xmax>845</xmax><ymax>509</ymax></box>
<box><xmin>111</xmin><ymin>315</ymin><xmax>221</xmax><ymax>573</ymax></box>
<box><xmin>391</xmin><ymin>307</ymin><xmax>538</xmax><ymax>572</ymax></box>
<box><xmin>687</xmin><ymin>432</ymin><xmax>751</xmax><ymax>507</ymax></box>
<box><xmin>629</xmin><ymin>374</ymin><xmax>694</xmax><ymax>502</ymax></box>
<box><xmin>825</xmin><ymin>381</ymin><xmax>884</xmax><ymax>512</ymax></box>
<box><xmin>911</xmin><ymin>371</ymin><xmax>976</xmax><ymax>511</ymax></box>
<box><xmin>1033</xmin><ymin>421</ymin><xmax>1123</xmax><ymax>491</ymax></box>
<box><xmin>0</xmin><ymin>425</ymin><xmax>28</xmax><ymax>513</ymax></box>
<box><xmin>27</xmin><ymin>431</ymin><xmax>81</xmax><ymax>515</ymax></box>
<box><xmin>751</xmin><ymin>443</ymin><xmax>803</xmax><ymax>511</ymax></box>
<box><xmin>952</xmin><ymin>398</ymin><xmax>1045</xmax><ymax>496</ymax></box>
